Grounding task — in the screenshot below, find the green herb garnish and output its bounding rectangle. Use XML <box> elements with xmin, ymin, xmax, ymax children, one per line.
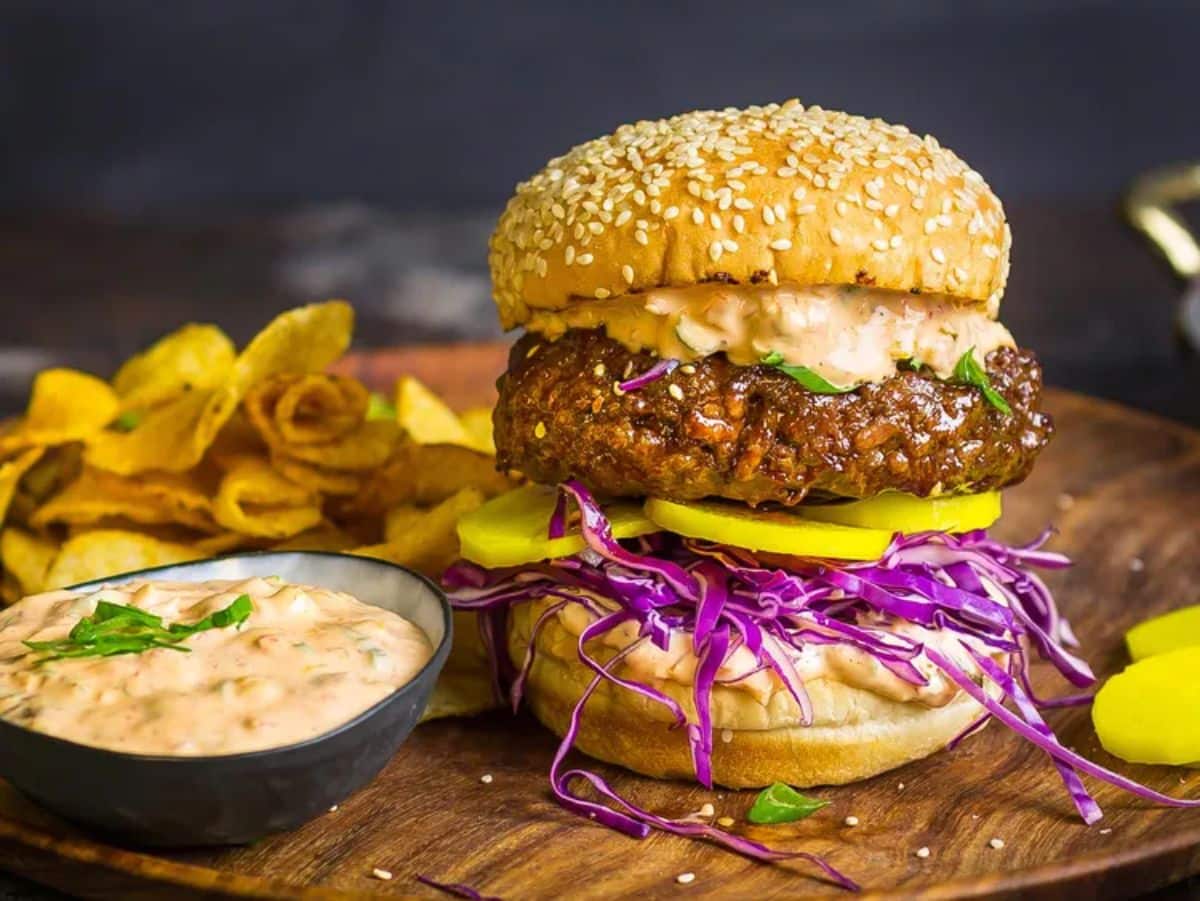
<box><xmin>747</xmin><ymin>782</ymin><xmax>830</xmax><ymax>824</ymax></box>
<box><xmin>761</xmin><ymin>351</ymin><xmax>856</xmax><ymax>394</ymax></box>
<box><xmin>113</xmin><ymin>410</ymin><xmax>142</xmax><ymax>432</ymax></box>
<box><xmin>24</xmin><ymin>594</ymin><xmax>253</xmax><ymax>663</ymax></box>
<box><xmin>952</xmin><ymin>347</ymin><xmax>1012</xmax><ymax>415</ymax></box>
<box><xmin>366</xmin><ymin>392</ymin><xmax>397</xmax><ymax>421</ymax></box>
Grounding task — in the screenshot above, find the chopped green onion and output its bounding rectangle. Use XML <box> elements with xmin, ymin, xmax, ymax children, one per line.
<box><xmin>367</xmin><ymin>392</ymin><xmax>397</xmax><ymax>421</ymax></box>
<box><xmin>761</xmin><ymin>351</ymin><xmax>856</xmax><ymax>394</ymax></box>
<box><xmin>747</xmin><ymin>782</ymin><xmax>830</xmax><ymax>824</ymax></box>
<box><xmin>24</xmin><ymin>594</ymin><xmax>254</xmax><ymax>663</ymax></box>
<box><xmin>952</xmin><ymin>348</ymin><xmax>1012</xmax><ymax>415</ymax></box>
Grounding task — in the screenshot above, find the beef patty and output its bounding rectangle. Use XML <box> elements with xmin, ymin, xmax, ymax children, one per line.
<box><xmin>494</xmin><ymin>329</ymin><xmax>1053</xmax><ymax>506</ymax></box>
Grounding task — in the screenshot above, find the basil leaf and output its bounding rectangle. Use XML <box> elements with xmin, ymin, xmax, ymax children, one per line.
<box><xmin>747</xmin><ymin>782</ymin><xmax>830</xmax><ymax>824</ymax></box>
<box><xmin>367</xmin><ymin>392</ymin><xmax>397</xmax><ymax>421</ymax></box>
<box><xmin>952</xmin><ymin>348</ymin><xmax>1012</xmax><ymax>415</ymax></box>
<box><xmin>761</xmin><ymin>353</ymin><xmax>856</xmax><ymax>395</ymax></box>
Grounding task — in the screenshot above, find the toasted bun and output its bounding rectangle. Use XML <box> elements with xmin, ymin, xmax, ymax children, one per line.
<box><xmin>509</xmin><ymin>602</ymin><xmax>997</xmax><ymax>788</ymax></box>
<box><xmin>489</xmin><ymin>101</ymin><xmax>1010</xmax><ymax>330</ymax></box>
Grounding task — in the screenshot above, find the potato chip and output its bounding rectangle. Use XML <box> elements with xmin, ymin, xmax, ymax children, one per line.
<box><xmin>246</xmin><ymin>373</ymin><xmax>368</xmax><ymax>446</ymax></box>
<box><xmin>352</xmin><ymin>487</ymin><xmax>484</xmax><ymax>577</ymax></box>
<box><xmin>0</xmin><ymin>370</ymin><xmax>118</xmax><ymax>455</ymax></box>
<box><xmin>458</xmin><ymin>407</ymin><xmax>497</xmax><ymax>456</ymax></box>
<box><xmin>231</xmin><ymin>301</ymin><xmax>354</xmax><ymax>394</ymax></box>
<box><xmin>0</xmin><ymin>448</ymin><xmax>44</xmax><ymax>527</ymax></box>
<box><xmin>192</xmin><ymin>531</ymin><xmax>255</xmax><ymax>556</ymax></box>
<box><xmin>340</xmin><ymin>442</ymin><xmax>514</xmax><ymax>516</ymax></box>
<box><xmin>420</xmin><ymin>608</ymin><xmax>500</xmax><ymax>722</ymax></box>
<box><xmin>212</xmin><ymin>456</ymin><xmax>324</xmax><ymax>538</ymax></box>
<box><xmin>271</xmin><ymin>523</ymin><xmax>359</xmax><ymax>553</ymax></box>
<box><xmin>0</xmin><ymin>527</ymin><xmax>59</xmax><ymax>596</ymax></box>
<box><xmin>269</xmin><ymin>453</ymin><xmax>363</xmax><ymax>496</ymax></box>
<box><xmin>268</xmin><ymin>419</ymin><xmax>400</xmax><ymax>471</ymax></box>
<box><xmin>31</xmin><ymin>466</ymin><xmax>219</xmax><ymax>533</ymax></box>
<box><xmin>85</xmin><ymin>385</ymin><xmax>240</xmax><ymax>475</ymax></box>
<box><xmin>395</xmin><ymin>376</ymin><xmax>473</xmax><ymax>446</ymax></box>
<box><xmin>43</xmin><ymin>529</ymin><xmax>204</xmax><ymax>590</ymax></box>
<box><xmin>112</xmin><ymin>323</ymin><xmax>236</xmax><ymax>413</ymax></box>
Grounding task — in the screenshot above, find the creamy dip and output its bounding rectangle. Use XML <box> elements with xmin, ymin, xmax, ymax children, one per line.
<box><xmin>0</xmin><ymin>577</ymin><xmax>434</xmax><ymax>755</ymax></box>
<box><xmin>527</xmin><ymin>282</ymin><xmax>1014</xmax><ymax>386</ymax></box>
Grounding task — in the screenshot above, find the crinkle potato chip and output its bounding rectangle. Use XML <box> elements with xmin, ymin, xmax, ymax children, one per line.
<box><xmin>246</xmin><ymin>373</ymin><xmax>368</xmax><ymax>446</ymax></box>
<box><xmin>353</xmin><ymin>487</ymin><xmax>484</xmax><ymax>577</ymax></box>
<box><xmin>31</xmin><ymin>466</ymin><xmax>219</xmax><ymax>533</ymax></box>
<box><xmin>0</xmin><ymin>370</ymin><xmax>118</xmax><ymax>454</ymax></box>
<box><xmin>458</xmin><ymin>407</ymin><xmax>497</xmax><ymax>456</ymax></box>
<box><xmin>43</xmin><ymin>529</ymin><xmax>204</xmax><ymax>590</ymax></box>
<box><xmin>113</xmin><ymin>323</ymin><xmax>235</xmax><ymax>413</ymax></box>
<box><xmin>86</xmin><ymin>386</ymin><xmax>239</xmax><ymax>475</ymax></box>
<box><xmin>231</xmin><ymin>301</ymin><xmax>354</xmax><ymax>394</ymax></box>
<box><xmin>213</xmin><ymin>456</ymin><xmax>324</xmax><ymax>538</ymax></box>
<box><xmin>0</xmin><ymin>448</ymin><xmax>44</xmax><ymax>527</ymax></box>
<box><xmin>0</xmin><ymin>527</ymin><xmax>59</xmax><ymax>597</ymax></box>
<box><xmin>340</xmin><ymin>442</ymin><xmax>515</xmax><ymax>517</ymax></box>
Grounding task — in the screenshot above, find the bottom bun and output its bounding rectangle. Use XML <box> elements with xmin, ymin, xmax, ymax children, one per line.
<box><xmin>509</xmin><ymin>602</ymin><xmax>1000</xmax><ymax>788</ymax></box>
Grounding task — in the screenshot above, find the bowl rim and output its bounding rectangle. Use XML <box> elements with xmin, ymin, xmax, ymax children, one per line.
<box><xmin>0</xmin><ymin>550</ymin><xmax>453</xmax><ymax>765</ymax></box>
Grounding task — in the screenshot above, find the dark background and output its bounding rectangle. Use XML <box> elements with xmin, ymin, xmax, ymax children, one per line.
<box><xmin>0</xmin><ymin>3</ymin><xmax>1197</xmax><ymax>898</ymax></box>
<box><xmin>1</xmin><ymin>0</ymin><xmax>1198</xmax><ymax>425</ymax></box>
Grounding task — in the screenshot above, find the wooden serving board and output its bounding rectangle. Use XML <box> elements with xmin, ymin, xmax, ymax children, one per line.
<box><xmin>2</xmin><ymin>342</ymin><xmax>1200</xmax><ymax>900</ymax></box>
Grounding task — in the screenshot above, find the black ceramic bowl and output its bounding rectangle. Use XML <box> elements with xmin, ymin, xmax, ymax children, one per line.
<box><xmin>0</xmin><ymin>552</ymin><xmax>452</xmax><ymax>847</ymax></box>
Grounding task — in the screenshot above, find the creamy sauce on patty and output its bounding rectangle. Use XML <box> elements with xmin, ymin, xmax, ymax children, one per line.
<box><xmin>0</xmin><ymin>577</ymin><xmax>434</xmax><ymax>755</ymax></box>
<box><xmin>527</xmin><ymin>282</ymin><xmax>1014</xmax><ymax>386</ymax></box>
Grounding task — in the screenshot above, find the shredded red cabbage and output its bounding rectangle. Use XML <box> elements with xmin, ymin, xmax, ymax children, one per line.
<box><xmin>416</xmin><ymin>874</ymin><xmax>499</xmax><ymax>901</ymax></box>
<box><xmin>617</xmin><ymin>358</ymin><xmax>678</xmax><ymax>392</ymax></box>
<box><xmin>444</xmin><ymin>479</ymin><xmax>1199</xmax><ymax>891</ymax></box>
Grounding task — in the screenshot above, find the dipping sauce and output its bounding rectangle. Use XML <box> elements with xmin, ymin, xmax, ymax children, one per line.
<box><xmin>0</xmin><ymin>577</ymin><xmax>434</xmax><ymax>755</ymax></box>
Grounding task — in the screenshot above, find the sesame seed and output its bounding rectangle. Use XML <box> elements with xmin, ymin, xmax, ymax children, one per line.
<box><xmin>709</xmin><ymin>241</ymin><xmax>723</xmax><ymax>262</ymax></box>
<box><xmin>664</xmin><ymin>205</ymin><xmax>680</xmax><ymax>219</ymax></box>
<box><xmin>699</xmin><ymin>803</ymin><xmax>715</xmax><ymax>817</ymax></box>
<box><xmin>829</xmin><ymin>227</ymin><xmax>844</xmax><ymax>246</ymax></box>
<box><xmin>1130</xmin><ymin>557</ymin><xmax>1145</xmax><ymax>572</ymax></box>
<box><xmin>734</xmin><ymin>197</ymin><xmax>754</xmax><ymax>210</ymax></box>
<box><xmin>621</xmin><ymin>264</ymin><xmax>635</xmax><ymax>284</ymax></box>
<box><xmin>1057</xmin><ymin>492</ymin><xmax>1075</xmax><ymax>510</ymax></box>
<box><xmin>770</xmin><ymin>238</ymin><xmax>793</xmax><ymax>251</ymax></box>
<box><xmin>676</xmin><ymin>873</ymin><xmax>695</xmax><ymax>885</ymax></box>
<box><xmin>989</xmin><ymin>838</ymin><xmax>1005</xmax><ymax>849</ymax></box>
<box><xmin>1100</xmin><ymin>828</ymin><xmax>1113</xmax><ymax>835</ymax></box>
<box><xmin>762</xmin><ymin>207</ymin><xmax>776</xmax><ymax>225</ymax></box>
<box><xmin>668</xmin><ymin>384</ymin><xmax>685</xmax><ymax>401</ymax></box>
<box><xmin>680</xmin><ymin>364</ymin><xmax>696</xmax><ymax>375</ymax></box>
<box><xmin>915</xmin><ymin>847</ymin><xmax>930</xmax><ymax>859</ymax></box>
<box><xmin>732</xmin><ymin>214</ymin><xmax>746</xmax><ymax>234</ymax></box>
<box><xmin>594</xmin><ymin>288</ymin><xmax>610</xmax><ymax>299</ymax></box>
<box><xmin>593</xmin><ymin>363</ymin><xmax>606</xmax><ymax>377</ymax></box>
<box><xmin>890</xmin><ymin>235</ymin><xmax>903</xmax><ymax>249</ymax></box>
<box><xmin>872</xmin><ymin>238</ymin><xmax>888</xmax><ymax>251</ymax></box>
<box><xmin>615</xmin><ymin>210</ymin><xmax>632</xmax><ymax>227</ymax></box>
<box><xmin>480</xmin><ymin>773</ymin><xmax>494</xmax><ymax>784</ymax></box>
<box><xmin>797</xmin><ymin>204</ymin><xmax>816</xmax><ymax>215</ymax></box>
<box><xmin>717</xmin><ymin>816</ymin><xmax>735</xmax><ymax>827</ymax></box>
<box><xmin>577</xmin><ymin>252</ymin><xmax>594</xmax><ymax>265</ymax></box>
<box><xmin>564</xmin><ymin>245</ymin><xmax>576</xmax><ymax>266</ymax></box>
<box><xmin>533</xmin><ymin>422</ymin><xmax>546</xmax><ymax>439</ymax></box>
<box><xmin>372</xmin><ymin>868</ymin><xmax>393</xmax><ymax>881</ymax></box>
<box><xmin>709</xmin><ymin>212</ymin><xmax>722</xmax><ymax>229</ymax></box>
<box><xmin>329</xmin><ymin>805</ymin><xmax>339</xmax><ymax>812</ymax></box>
<box><xmin>897</xmin><ymin>782</ymin><xmax>906</xmax><ymax>791</ymax></box>
<box><xmin>931</xmin><ymin>247</ymin><xmax>947</xmax><ymax>264</ymax></box>
<box><xmin>613</xmin><ymin>381</ymin><xmax>626</xmax><ymax>396</ymax></box>
<box><xmin>721</xmin><ymin>238</ymin><xmax>738</xmax><ymax>252</ymax></box>
<box><xmin>844</xmin><ymin>816</ymin><xmax>859</xmax><ymax>827</ymax></box>
<box><xmin>721</xmin><ymin>728</ymin><xmax>734</xmax><ymax>743</ymax></box>
<box><xmin>526</xmin><ymin>344</ymin><xmax>541</xmax><ymax>358</ymax></box>
<box><xmin>634</xmin><ymin>230</ymin><xmax>649</xmax><ymax>246</ymax></box>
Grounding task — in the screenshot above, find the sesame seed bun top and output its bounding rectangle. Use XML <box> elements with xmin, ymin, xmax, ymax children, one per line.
<box><xmin>489</xmin><ymin>100</ymin><xmax>1011</xmax><ymax>329</ymax></box>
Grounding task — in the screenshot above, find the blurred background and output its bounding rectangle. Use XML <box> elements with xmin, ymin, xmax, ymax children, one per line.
<box><xmin>1</xmin><ymin>0</ymin><xmax>1198</xmax><ymax>424</ymax></box>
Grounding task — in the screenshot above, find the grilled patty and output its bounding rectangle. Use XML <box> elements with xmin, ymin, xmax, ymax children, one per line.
<box><xmin>494</xmin><ymin>329</ymin><xmax>1053</xmax><ymax>506</ymax></box>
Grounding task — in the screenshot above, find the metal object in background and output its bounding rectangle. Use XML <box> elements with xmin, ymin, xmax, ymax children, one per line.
<box><xmin>1126</xmin><ymin>163</ymin><xmax>1200</xmax><ymax>351</ymax></box>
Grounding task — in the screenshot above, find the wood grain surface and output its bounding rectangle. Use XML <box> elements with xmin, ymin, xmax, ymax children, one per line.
<box><xmin>1</xmin><ymin>342</ymin><xmax>1199</xmax><ymax>900</ymax></box>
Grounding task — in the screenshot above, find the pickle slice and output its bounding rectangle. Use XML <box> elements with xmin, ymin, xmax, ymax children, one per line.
<box><xmin>644</xmin><ymin>498</ymin><xmax>892</xmax><ymax>561</ymax></box>
<box><xmin>798</xmin><ymin>491</ymin><xmax>1002</xmax><ymax>533</ymax></box>
<box><xmin>1126</xmin><ymin>605</ymin><xmax>1200</xmax><ymax>661</ymax></box>
<box><xmin>1093</xmin><ymin>646</ymin><xmax>1200</xmax><ymax>766</ymax></box>
<box><xmin>457</xmin><ymin>485</ymin><xmax>657</xmax><ymax>567</ymax></box>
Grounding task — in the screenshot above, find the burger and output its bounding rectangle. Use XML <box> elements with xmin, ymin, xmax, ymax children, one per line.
<box><xmin>447</xmin><ymin>101</ymin><xmax>1109</xmax><ymax>867</ymax></box>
